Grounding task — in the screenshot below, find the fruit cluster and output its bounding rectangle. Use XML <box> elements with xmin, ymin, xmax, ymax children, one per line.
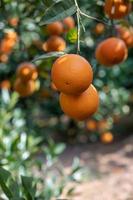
<box><xmin>95</xmin><ymin>0</ymin><xmax>132</xmax><ymax>67</ymax></box>
<box><xmin>43</xmin><ymin>17</ymin><xmax>75</xmax><ymax>52</ymax></box>
<box><xmin>51</xmin><ymin>54</ymin><xmax>99</xmax><ymax>121</ymax></box>
<box><xmin>14</xmin><ymin>63</ymin><xmax>38</xmax><ymax>97</ymax></box>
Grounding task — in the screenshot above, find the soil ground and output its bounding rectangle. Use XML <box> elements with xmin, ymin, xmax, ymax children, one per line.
<box><xmin>59</xmin><ymin>135</ymin><xmax>133</xmax><ymax>200</ymax></box>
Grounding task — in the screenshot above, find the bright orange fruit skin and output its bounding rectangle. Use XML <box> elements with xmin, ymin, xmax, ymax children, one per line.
<box><xmin>51</xmin><ymin>82</ymin><xmax>58</xmax><ymax>91</ymax></box>
<box><xmin>104</xmin><ymin>0</ymin><xmax>132</xmax><ymax>19</ymax></box>
<box><xmin>94</xmin><ymin>23</ymin><xmax>105</xmax><ymax>35</ymax></box>
<box><xmin>43</xmin><ymin>36</ymin><xmax>66</xmax><ymax>52</ymax></box>
<box><xmin>51</xmin><ymin>54</ymin><xmax>93</xmax><ymax>95</ymax></box>
<box><xmin>100</xmin><ymin>132</ymin><xmax>114</xmax><ymax>144</ymax></box>
<box><xmin>63</xmin><ymin>17</ymin><xmax>75</xmax><ymax>32</ymax></box>
<box><xmin>86</xmin><ymin>119</ymin><xmax>97</xmax><ymax>131</ymax></box>
<box><xmin>59</xmin><ymin>84</ymin><xmax>99</xmax><ymax>121</ymax></box>
<box><xmin>117</xmin><ymin>26</ymin><xmax>133</xmax><ymax>48</ymax></box>
<box><xmin>17</xmin><ymin>62</ymin><xmax>38</xmax><ymax>82</ymax></box>
<box><xmin>0</xmin><ymin>80</ymin><xmax>11</xmax><ymax>90</ymax></box>
<box><xmin>14</xmin><ymin>78</ymin><xmax>36</xmax><ymax>97</ymax></box>
<box><xmin>47</xmin><ymin>21</ymin><xmax>64</xmax><ymax>35</ymax></box>
<box><xmin>95</xmin><ymin>37</ymin><xmax>128</xmax><ymax>66</ymax></box>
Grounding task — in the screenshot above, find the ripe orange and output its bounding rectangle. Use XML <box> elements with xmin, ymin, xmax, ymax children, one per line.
<box><xmin>5</xmin><ymin>30</ymin><xmax>18</xmax><ymax>42</ymax></box>
<box><xmin>0</xmin><ymin>38</ymin><xmax>16</xmax><ymax>54</ymax></box>
<box><xmin>42</xmin><ymin>36</ymin><xmax>66</xmax><ymax>52</ymax></box>
<box><xmin>17</xmin><ymin>62</ymin><xmax>38</xmax><ymax>82</ymax></box>
<box><xmin>97</xmin><ymin>119</ymin><xmax>108</xmax><ymax>131</ymax></box>
<box><xmin>14</xmin><ymin>78</ymin><xmax>36</xmax><ymax>97</ymax></box>
<box><xmin>117</xmin><ymin>26</ymin><xmax>133</xmax><ymax>48</ymax></box>
<box><xmin>0</xmin><ymin>54</ymin><xmax>8</xmax><ymax>63</ymax></box>
<box><xmin>100</xmin><ymin>132</ymin><xmax>114</xmax><ymax>144</ymax></box>
<box><xmin>86</xmin><ymin>119</ymin><xmax>97</xmax><ymax>131</ymax></box>
<box><xmin>46</xmin><ymin>21</ymin><xmax>64</xmax><ymax>35</ymax></box>
<box><xmin>95</xmin><ymin>37</ymin><xmax>128</xmax><ymax>66</ymax></box>
<box><xmin>94</xmin><ymin>23</ymin><xmax>105</xmax><ymax>35</ymax></box>
<box><xmin>8</xmin><ymin>17</ymin><xmax>19</xmax><ymax>27</ymax></box>
<box><xmin>51</xmin><ymin>82</ymin><xmax>58</xmax><ymax>91</ymax></box>
<box><xmin>51</xmin><ymin>54</ymin><xmax>93</xmax><ymax>95</ymax></box>
<box><xmin>63</xmin><ymin>17</ymin><xmax>75</xmax><ymax>32</ymax></box>
<box><xmin>0</xmin><ymin>80</ymin><xmax>11</xmax><ymax>90</ymax></box>
<box><xmin>59</xmin><ymin>84</ymin><xmax>99</xmax><ymax>121</ymax></box>
<box><xmin>104</xmin><ymin>0</ymin><xmax>132</xmax><ymax>19</ymax></box>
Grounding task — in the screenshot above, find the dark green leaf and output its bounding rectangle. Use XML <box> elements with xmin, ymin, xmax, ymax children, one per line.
<box><xmin>21</xmin><ymin>176</ymin><xmax>36</xmax><ymax>200</ymax></box>
<box><xmin>0</xmin><ymin>167</ymin><xmax>13</xmax><ymax>198</ymax></box>
<box><xmin>40</xmin><ymin>0</ymin><xmax>76</xmax><ymax>25</ymax></box>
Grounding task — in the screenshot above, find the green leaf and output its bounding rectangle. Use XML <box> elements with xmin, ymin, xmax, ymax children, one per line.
<box><xmin>40</xmin><ymin>0</ymin><xmax>76</xmax><ymax>25</ymax></box>
<box><xmin>32</xmin><ymin>51</ymin><xmax>66</xmax><ymax>62</ymax></box>
<box><xmin>54</xmin><ymin>143</ymin><xmax>66</xmax><ymax>155</ymax></box>
<box><xmin>43</xmin><ymin>0</ymin><xmax>60</xmax><ymax>7</ymax></box>
<box><xmin>0</xmin><ymin>167</ymin><xmax>20</xmax><ymax>198</ymax></box>
<box><xmin>0</xmin><ymin>167</ymin><xmax>13</xmax><ymax>198</ymax></box>
<box><xmin>21</xmin><ymin>176</ymin><xmax>36</xmax><ymax>200</ymax></box>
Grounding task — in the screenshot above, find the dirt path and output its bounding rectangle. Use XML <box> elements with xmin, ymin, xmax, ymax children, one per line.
<box><xmin>60</xmin><ymin>135</ymin><xmax>133</xmax><ymax>200</ymax></box>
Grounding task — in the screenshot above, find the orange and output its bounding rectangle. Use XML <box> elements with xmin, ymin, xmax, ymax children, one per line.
<box><xmin>94</xmin><ymin>23</ymin><xmax>105</xmax><ymax>35</ymax></box>
<box><xmin>5</xmin><ymin>30</ymin><xmax>18</xmax><ymax>42</ymax></box>
<box><xmin>97</xmin><ymin>119</ymin><xmax>108</xmax><ymax>131</ymax></box>
<box><xmin>17</xmin><ymin>62</ymin><xmax>38</xmax><ymax>82</ymax></box>
<box><xmin>14</xmin><ymin>78</ymin><xmax>36</xmax><ymax>97</ymax></box>
<box><xmin>117</xmin><ymin>26</ymin><xmax>133</xmax><ymax>48</ymax></box>
<box><xmin>8</xmin><ymin>17</ymin><xmax>19</xmax><ymax>27</ymax></box>
<box><xmin>86</xmin><ymin>119</ymin><xmax>97</xmax><ymax>131</ymax></box>
<box><xmin>42</xmin><ymin>36</ymin><xmax>66</xmax><ymax>52</ymax></box>
<box><xmin>0</xmin><ymin>54</ymin><xmax>8</xmax><ymax>63</ymax></box>
<box><xmin>51</xmin><ymin>82</ymin><xmax>58</xmax><ymax>91</ymax></box>
<box><xmin>46</xmin><ymin>21</ymin><xmax>64</xmax><ymax>35</ymax></box>
<box><xmin>63</xmin><ymin>17</ymin><xmax>75</xmax><ymax>32</ymax></box>
<box><xmin>95</xmin><ymin>37</ymin><xmax>128</xmax><ymax>66</ymax></box>
<box><xmin>59</xmin><ymin>84</ymin><xmax>99</xmax><ymax>121</ymax></box>
<box><xmin>0</xmin><ymin>80</ymin><xmax>11</xmax><ymax>90</ymax></box>
<box><xmin>100</xmin><ymin>132</ymin><xmax>114</xmax><ymax>144</ymax></box>
<box><xmin>0</xmin><ymin>38</ymin><xmax>16</xmax><ymax>54</ymax></box>
<box><xmin>104</xmin><ymin>0</ymin><xmax>132</xmax><ymax>19</ymax></box>
<box><xmin>51</xmin><ymin>54</ymin><xmax>93</xmax><ymax>95</ymax></box>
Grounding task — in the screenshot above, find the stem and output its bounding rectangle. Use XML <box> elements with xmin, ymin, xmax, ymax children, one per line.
<box><xmin>76</xmin><ymin>11</ymin><xmax>80</xmax><ymax>53</ymax></box>
<box><xmin>74</xmin><ymin>0</ymin><xmax>81</xmax><ymax>53</ymax></box>
<box><xmin>80</xmin><ymin>11</ymin><xmax>109</xmax><ymax>26</ymax></box>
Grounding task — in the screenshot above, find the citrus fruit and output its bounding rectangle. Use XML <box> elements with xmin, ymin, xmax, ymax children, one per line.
<box><xmin>17</xmin><ymin>62</ymin><xmax>38</xmax><ymax>82</ymax></box>
<box><xmin>94</xmin><ymin>23</ymin><xmax>105</xmax><ymax>35</ymax></box>
<box><xmin>51</xmin><ymin>54</ymin><xmax>93</xmax><ymax>95</ymax></box>
<box><xmin>95</xmin><ymin>37</ymin><xmax>128</xmax><ymax>66</ymax></box>
<box><xmin>14</xmin><ymin>78</ymin><xmax>36</xmax><ymax>97</ymax></box>
<box><xmin>59</xmin><ymin>84</ymin><xmax>99</xmax><ymax>120</ymax></box>
<box><xmin>63</xmin><ymin>16</ymin><xmax>75</xmax><ymax>32</ymax></box>
<box><xmin>104</xmin><ymin>0</ymin><xmax>132</xmax><ymax>19</ymax></box>
<box><xmin>0</xmin><ymin>80</ymin><xmax>11</xmax><ymax>90</ymax></box>
<box><xmin>100</xmin><ymin>132</ymin><xmax>114</xmax><ymax>144</ymax></box>
<box><xmin>46</xmin><ymin>21</ymin><xmax>64</xmax><ymax>35</ymax></box>
<box><xmin>117</xmin><ymin>26</ymin><xmax>133</xmax><ymax>48</ymax></box>
<box><xmin>42</xmin><ymin>36</ymin><xmax>66</xmax><ymax>52</ymax></box>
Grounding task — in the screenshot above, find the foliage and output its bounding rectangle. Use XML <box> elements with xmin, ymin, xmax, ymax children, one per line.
<box><xmin>0</xmin><ymin>0</ymin><xmax>133</xmax><ymax>198</ymax></box>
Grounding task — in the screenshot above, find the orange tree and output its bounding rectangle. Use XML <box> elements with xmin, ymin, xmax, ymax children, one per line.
<box><xmin>0</xmin><ymin>0</ymin><xmax>133</xmax><ymax>198</ymax></box>
<box><xmin>0</xmin><ymin>0</ymin><xmax>133</xmax><ymax>142</ymax></box>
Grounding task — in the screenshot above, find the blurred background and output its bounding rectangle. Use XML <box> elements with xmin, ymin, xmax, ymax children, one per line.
<box><xmin>0</xmin><ymin>0</ymin><xmax>133</xmax><ymax>199</ymax></box>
